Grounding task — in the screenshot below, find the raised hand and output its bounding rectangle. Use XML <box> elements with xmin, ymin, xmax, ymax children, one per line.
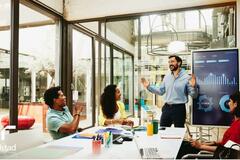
<box><xmin>189</xmin><ymin>74</ymin><xmax>196</xmax><ymax>87</ymax></box>
<box><xmin>141</xmin><ymin>78</ymin><xmax>150</xmax><ymax>89</ymax></box>
<box><xmin>74</xmin><ymin>101</ymin><xmax>84</xmax><ymax>114</ymax></box>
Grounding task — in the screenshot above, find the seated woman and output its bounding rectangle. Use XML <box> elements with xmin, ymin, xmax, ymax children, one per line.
<box><xmin>99</xmin><ymin>84</ymin><xmax>134</xmax><ymax>126</ymax></box>
<box><xmin>177</xmin><ymin>91</ymin><xmax>240</xmax><ymax>158</ymax></box>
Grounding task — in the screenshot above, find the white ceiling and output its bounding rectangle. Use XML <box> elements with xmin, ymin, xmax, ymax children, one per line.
<box><xmin>64</xmin><ymin>0</ymin><xmax>236</xmax><ymax>21</ymax></box>
<box><xmin>37</xmin><ymin>0</ymin><xmax>63</xmax><ymax>14</ymax></box>
<box><xmin>0</xmin><ymin>1</ymin><xmax>52</xmax><ymax>27</ymax></box>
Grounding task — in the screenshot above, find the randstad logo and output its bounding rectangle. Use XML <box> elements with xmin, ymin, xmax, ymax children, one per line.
<box><xmin>0</xmin><ymin>144</ymin><xmax>17</xmax><ymax>153</ymax></box>
<box><xmin>0</xmin><ymin>125</ymin><xmax>17</xmax><ymax>153</ymax></box>
<box><xmin>1</xmin><ymin>125</ymin><xmax>16</xmax><ymax>141</ymax></box>
<box><xmin>1</xmin><ymin>131</ymin><xmax>4</xmax><ymax>141</ymax></box>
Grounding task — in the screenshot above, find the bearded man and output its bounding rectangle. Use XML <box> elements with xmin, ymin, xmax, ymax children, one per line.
<box><xmin>141</xmin><ymin>55</ymin><xmax>198</xmax><ymax>127</ymax></box>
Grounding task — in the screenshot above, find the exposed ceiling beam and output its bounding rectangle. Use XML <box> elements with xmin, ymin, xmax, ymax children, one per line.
<box><xmin>0</xmin><ymin>20</ymin><xmax>56</xmax><ymax>31</ymax></box>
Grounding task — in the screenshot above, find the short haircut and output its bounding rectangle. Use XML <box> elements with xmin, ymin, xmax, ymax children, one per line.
<box><xmin>169</xmin><ymin>55</ymin><xmax>182</xmax><ymax>67</ymax></box>
<box><xmin>44</xmin><ymin>86</ymin><xmax>61</xmax><ymax>108</ymax></box>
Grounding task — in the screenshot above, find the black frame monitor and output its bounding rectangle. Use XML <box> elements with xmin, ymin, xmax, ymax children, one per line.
<box><xmin>192</xmin><ymin>48</ymin><xmax>239</xmax><ymax>127</ymax></box>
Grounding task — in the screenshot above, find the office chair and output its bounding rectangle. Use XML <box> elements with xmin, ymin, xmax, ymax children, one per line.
<box><xmin>178</xmin><ymin>140</ymin><xmax>214</xmax><ymax>159</ymax></box>
<box><xmin>182</xmin><ymin>142</ymin><xmax>240</xmax><ymax>159</ymax></box>
<box><xmin>182</xmin><ymin>150</ymin><xmax>214</xmax><ymax>159</ymax></box>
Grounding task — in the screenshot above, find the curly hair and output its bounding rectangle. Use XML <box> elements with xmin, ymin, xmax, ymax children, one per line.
<box><xmin>100</xmin><ymin>84</ymin><xmax>117</xmax><ymax>119</ymax></box>
<box><xmin>44</xmin><ymin>86</ymin><xmax>61</xmax><ymax>108</ymax></box>
<box><xmin>230</xmin><ymin>91</ymin><xmax>240</xmax><ymax>117</ymax></box>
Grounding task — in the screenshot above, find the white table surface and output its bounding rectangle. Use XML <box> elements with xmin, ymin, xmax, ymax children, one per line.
<box><xmin>10</xmin><ymin>126</ymin><xmax>186</xmax><ymax>159</ymax></box>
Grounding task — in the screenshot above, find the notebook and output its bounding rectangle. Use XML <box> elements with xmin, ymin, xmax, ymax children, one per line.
<box><xmin>72</xmin><ymin>133</ymin><xmax>96</xmax><ymax>139</ymax></box>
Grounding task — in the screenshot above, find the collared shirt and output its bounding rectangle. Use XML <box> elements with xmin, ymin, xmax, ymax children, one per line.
<box><xmin>147</xmin><ymin>69</ymin><xmax>198</xmax><ymax>104</ymax></box>
<box><xmin>47</xmin><ymin>106</ymin><xmax>73</xmax><ymax>140</ymax></box>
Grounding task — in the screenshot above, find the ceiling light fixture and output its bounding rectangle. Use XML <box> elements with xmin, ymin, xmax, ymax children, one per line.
<box><xmin>167</xmin><ymin>40</ymin><xmax>186</xmax><ymax>54</ymax></box>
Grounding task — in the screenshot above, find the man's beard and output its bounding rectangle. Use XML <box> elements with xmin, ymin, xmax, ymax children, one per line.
<box><xmin>169</xmin><ymin>64</ymin><xmax>179</xmax><ymax>71</ymax></box>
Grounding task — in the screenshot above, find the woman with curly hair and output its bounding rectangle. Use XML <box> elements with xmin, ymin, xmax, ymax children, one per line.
<box><xmin>99</xmin><ymin>84</ymin><xmax>134</xmax><ymax>126</ymax></box>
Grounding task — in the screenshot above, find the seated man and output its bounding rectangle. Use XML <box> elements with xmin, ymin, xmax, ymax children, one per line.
<box><xmin>44</xmin><ymin>86</ymin><xmax>83</xmax><ymax>140</ymax></box>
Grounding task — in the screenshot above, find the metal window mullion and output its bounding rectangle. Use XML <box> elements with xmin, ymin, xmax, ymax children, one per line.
<box><xmin>104</xmin><ymin>22</ymin><xmax>107</xmax><ymax>86</ymax></box>
<box><xmin>92</xmin><ymin>38</ymin><xmax>96</xmax><ymax>127</ymax></box>
<box><xmin>61</xmin><ymin>20</ymin><xmax>73</xmax><ymax>113</ymax></box>
<box><xmin>137</xmin><ymin>17</ymin><xmax>142</xmax><ymax>121</ymax></box>
<box><xmin>96</xmin><ymin>22</ymin><xmax>102</xmax><ymax>126</ymax></box>
<box><xmin>122</xmin><ymin>52</ymin><xmax>125</xmax><ymax>102</ymax></box>
<box><xmin>110</xmin><ymin>45</ymin><xmax>114</xmax><ymax>84</ymax></box>
<box><xmin>10</xmin><ymin>0</ymin><xmax>19</xmax><ymax>133</ymax></box>
<box><xmin>131</xmin><ymin>55</ymin><xmax>134</xmax><ymax>116</ymax></box>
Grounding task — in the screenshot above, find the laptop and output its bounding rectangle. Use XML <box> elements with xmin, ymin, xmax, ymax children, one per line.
<box><xmin>134</xmin><ymin>137</ymin><xmax>162</xmax><ymax>159</ymax></box>
<box><xmin>139</xmin><ymin>147</ymin><xmax>162</xmax><ymax>159</ymax></box>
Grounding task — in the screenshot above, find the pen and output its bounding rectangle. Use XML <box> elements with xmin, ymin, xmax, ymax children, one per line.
<box><xmin>109</xmin><ymin>131</ymin><xmax>112</xmax><ymax>142</ymax></box>
<box><xmin>106</xmin><ymin>131</ymin><xmax>112</xmax><ymax>147</ymax></box>
<box><xmin>160</xmin><ymin>136</ymin><xmax>181</xmax><ymax>139</ymax></box>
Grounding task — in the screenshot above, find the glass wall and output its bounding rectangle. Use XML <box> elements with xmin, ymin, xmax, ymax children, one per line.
<box><xmin>123</xmin><ymin>54</ymin><xmax>133</xmax><ymax>115</ymax></box>
<box><xmin>103</xmin><ymin>44</ymin><xmax>111</xmax><ymax>88</ymax></box>
<box><xmin>137</xmin><ymin>5</ymin><xmax>236</xmax><ymax>108</ymax></box>
<box><xmin>101</xmin><ymin>4</ymin><xmax>236</xmax><ymax>121</ymax></box>
<box><xmin>95</xmin><ymin>40</ymin><xmax>100</xmax><ymax>125</ymax></box>
<box><xmin>113</xmin><ymin>50</ymin><xmax>123</xmax><ymax>91</ymax></box>
<box><xmin>105</xmin><ymin>20</ymin><xmax>136</xmax><ymax>116</ymax></box>
<box><xmin>113</xmin><ymin>49</ymin><xmax>134</xmax><ymax>116</ymax></box>
<box><xmin>72</xmin><ymin>29</ymin><xmax>93</xmax><ymax>128</ymax></box>
<box><xmin>98</xmin><ymin>43</ymin><xmax>111</xmax><ymax>97</ymax></box>
<box><xmin>78</xmin><ymin>21</ymin><xmax>136</xmax><ymax>117</ymax></box>
<box><xmin>106</xmin><ymin>20</ymin><xmax>135</xmax><ymax>53</ymax></box>
<box><xmin>18</xmin><ymin>3</ymin><xmax>60</xmax><ymax>132</ymax></box>
<box><xmin>0</xmin><ymin>0</ymin><xmax>10</xmax><ymax>129</ymax></box>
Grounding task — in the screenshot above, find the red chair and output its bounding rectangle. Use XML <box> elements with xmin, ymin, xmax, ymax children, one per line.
<box><xmin>1</xmin><ymin>115</ymin><xmax>35</xmax><ymax>130</ymax></box>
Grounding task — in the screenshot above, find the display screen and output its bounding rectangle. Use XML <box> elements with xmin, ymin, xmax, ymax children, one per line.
<box><xmin>192</xmin><ymin>49</ymin><xmax>239</xmax><ymax>126</ymax></box>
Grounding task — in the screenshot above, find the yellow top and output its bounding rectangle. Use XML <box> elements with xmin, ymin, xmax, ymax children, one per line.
<box><xmin>98</xmin><ymin>101</ymin><xmax>127</xmax><ymax>126</ymax></box>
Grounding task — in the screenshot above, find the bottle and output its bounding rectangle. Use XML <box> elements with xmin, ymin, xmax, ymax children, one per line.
<box><xmin>147</xmin><ymin>121</ymin><xmax>153</xmax><ymax>136</ymax></box>
<box><xmin>146</xmin><ymin>111</ymin><xmax>153</xmax><ymax>136</ymax></box>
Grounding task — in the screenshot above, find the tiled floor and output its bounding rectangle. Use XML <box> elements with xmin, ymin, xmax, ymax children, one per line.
<box><xmin>186</xmin><ymin>124</ymin><xmax>227</xmax><ymax>142</ymax></box>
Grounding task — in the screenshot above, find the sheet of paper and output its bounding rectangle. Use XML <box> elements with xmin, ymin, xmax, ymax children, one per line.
<box><xmin>224</xmin><ymin>140</ymin><xmax>240</xmax><ymax>150</ymax></box>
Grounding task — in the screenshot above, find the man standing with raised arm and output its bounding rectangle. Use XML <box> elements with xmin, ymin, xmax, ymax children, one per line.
<box><xmin>141</xmin><ymin>55</ymin><xmax>198</xmax><ymax>127</ymax></box>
